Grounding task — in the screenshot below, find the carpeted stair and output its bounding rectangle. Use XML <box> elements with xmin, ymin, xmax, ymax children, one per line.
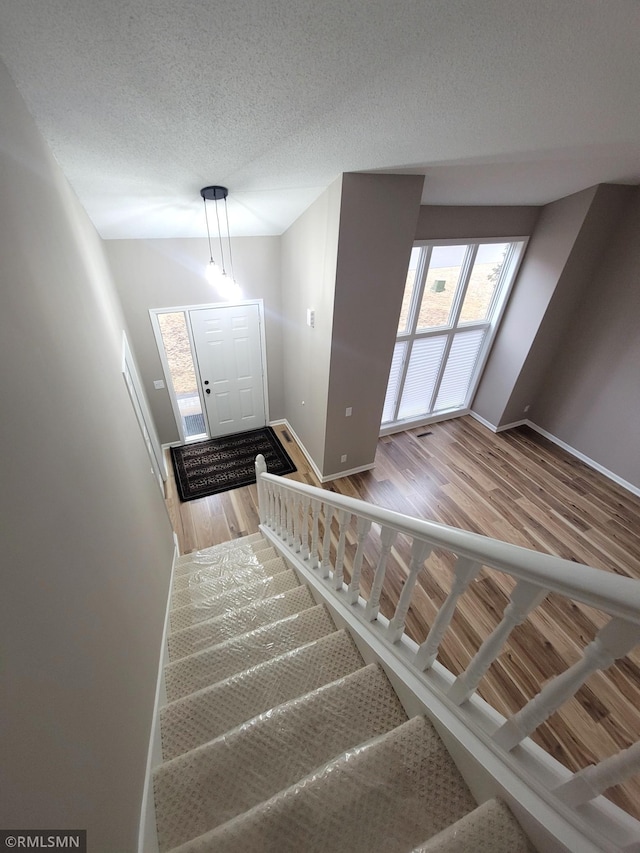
<box><xmin>154</xmin><ymin>533</ymin><xmax>533</xmax><ymax>852</ymax></box>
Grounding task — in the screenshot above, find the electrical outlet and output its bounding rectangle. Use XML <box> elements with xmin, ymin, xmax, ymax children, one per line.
<box><xmin>341</xmin><ymin>454</ymin><xmax>347</xmax><ymax>463</ymax></box>
<box><xmin>345</xmin><ymin>407</ymin><xmax>352</xmax><ymax>417</ymax></box>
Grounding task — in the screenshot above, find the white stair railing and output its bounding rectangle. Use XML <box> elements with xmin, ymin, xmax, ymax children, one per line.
<box><xmin>254</xmin><ymin>455</ymin><xmax>640</xmax><ymax>836</ymax></box>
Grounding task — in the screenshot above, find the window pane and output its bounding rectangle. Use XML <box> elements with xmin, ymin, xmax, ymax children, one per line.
<box><xmin>397</xmin><ymin>246</ymin><xmax>421</xmax><ymax>334</ymax></box>
<box><xmin>417</xmin><ymin>245</ymin><xmax>467</xmax><ymax>330</ymax></box>
<box><xmin>459</xmin><ymin>243</ymin><xmax>509</xmax><ymax>323</ymax></box>
<box><xmin>434</xmin><ymin>328</ymin><xmax>486</xmax><ymax>411</ymax></box>
<box><xmin>382</xmin><ymin>341</ymin><xmax>407</xmax><ymax>423</ymax></box>
<box><xmin>398</xmin><ymin>336</ymin><xmax>446</xmax><ymax>421</ymax></box>
<box><xmin>157</xmin><ymin>312</ymin><xmax>206</xmax><ymax>439</ymax></box>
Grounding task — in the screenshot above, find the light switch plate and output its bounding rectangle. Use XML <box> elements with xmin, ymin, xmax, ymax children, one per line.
<box><xmin>153</xmin><ymin>379</ymin><xmax>165</xmax><ymax>390</ymax></box>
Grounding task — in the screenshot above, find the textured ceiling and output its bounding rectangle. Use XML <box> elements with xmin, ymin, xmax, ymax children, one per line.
<box><xmin>1</xmin><ymin>0</ymin><xmax>639</xmax><ymax>238</ymax></box>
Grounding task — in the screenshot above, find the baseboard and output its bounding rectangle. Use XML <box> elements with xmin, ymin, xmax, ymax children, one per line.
<box><xmin>320</xmin><ymin>462</ymin><xmax>376</xmax><ymax>482</ymax></box>
<box><xmin>138</xmin><ymin>533</ymin><xmax>179</xmax><ymax>853</ymax></box>
<box><xmin>526</xmin><ymin>422</ymin><xmax>640</xmax><ymax>498</ymax></box>
<box><xmin>469</xmin><ymin>412</ymin><xmax>528</xmax><ymax>433</ymax></box>
<box><xmin>271</xmin><ymin>420</ymin><xmax>376</xmax><ymax>484</ymax></box>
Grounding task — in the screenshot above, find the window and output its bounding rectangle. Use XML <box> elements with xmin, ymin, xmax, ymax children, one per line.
<box><xmin>382</xmin><ymin>239</ymin><xmax>526</xmax><ymax>432</ymax></box>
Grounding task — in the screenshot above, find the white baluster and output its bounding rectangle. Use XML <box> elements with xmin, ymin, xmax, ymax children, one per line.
<box><xmin>494</xmin><ymin>618</ymin><xmax>640</xmax><ymax>751</ymax></box>
<box><xmin>365</xmin><ymin>527</ymin><xmax>397</xmax><ymax>621</ymax></box>
<box><xmin>285</xmin><ymin>493</ymin><xmax>295</xmax><ymax>546</ymax></box>
<box><xmin>414</xmin><ymin>557</ymin><xmax>481</xmax><ymax>671</ymax></box>
<box><xmin>272</xmin><ymin>488</ymin><xmax>280</xmax><ymax>536</ymax></box>
<box><xmin>277</xmin><ymin>489</ymin><xmax>285</xmax><ymax>539</ymax></box>
<box><xmin>348</xmin><ymin>517</ymin><xmax>372</xmax><ymax>604</ymax></box>
<box><xmin>300</xmin><ymin>496</ymin><xmax>311</xmax><ymax>560</ymax></box>
<box><xmin>555</xmin><ymin>740</ymin><xmax>640</xmax><ymax>807</ymax></box>
<box><xmin>333</xmin><ymin>510</ymin><xmax>351</xmax><ymax>591</ymax></box>
<box><xmin>292</xmin><ymin>493</ymin><xmax>301</xmax><ymax>552</ymax></box>
<box><xmin>309</xmin><ymin>500</ymin><xmax>321</xmax><ymax>569</ymax></box>
<box><xmin>388</xmin><ymin>539</ymin><xmax>431</xmax><ymax>643</ymax></box>
<box><xmin>254</xmin><ymin>454</ymin><xmax>267</xmax><ymax>524</ymax></box>
<box><xmin>449</xmin><ymin>581</ymin><xmax>547</xmax><ymax>705</ymax></box>
<box><xmin>267</xmin><ymin>483</ymin><xmax>275</xmax><ymax>528</ymax></box>
<box><xmin>321</xmin><ymin>504</ymin><xmax>334</xmax><ymax>579</ymax></box>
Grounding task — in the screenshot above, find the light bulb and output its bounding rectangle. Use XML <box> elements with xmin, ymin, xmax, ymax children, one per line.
<box><xmin>205</xmin><ymin>260</ymin><xmax>223</xmax><ymax>286</ymax></box>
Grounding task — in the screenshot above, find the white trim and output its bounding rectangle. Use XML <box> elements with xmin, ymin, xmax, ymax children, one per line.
<box><xmin>269</xmin><ymin>419</ymin><xmax>376</xmax><ymax>484</ymax></box>
<box><xmin>122</xmin><ymin>331</ymin><xmax>167</xmax><ymax>485</ymax></box>
<box><xmin>527</xmin><ymin>422</ymin><xmax>640</xmax><ymax>498</ymax></box>
<box><xmin>138</xmin><ymin>533</ymin><xmax>179</xmax><ymax>853</ymax></box>
<box><xmin>321</xmin><ymin>462</ymin><xmax>376</xmax><ymax>483</ymax></box>
<box><xmin>150</xmin><ymin>299</ymin><xmax>269</xmax><ymax>444</ymax></box>
<box><xmin>261</xmin><ymin>524</ymin><xmax>639</xmax><ymax>853</ymax></box>
<box><xmin>381</xmin><ymin>408</ymin><xmax>467</xmax><ymax>437</ymax></box>
<box><xmin>270</xmin><ymin>420</ymin><xmax>324</xmax><ymax>483</ymax></box>
<box><xmin>468</xmin><ymin>411</ymin><xmax>529</xmax><ymax>433</ymax></box>
<box><xmin>382</xmin><ymin>238</ymin><xmax>528</xmax><ymax>434</ymax></box>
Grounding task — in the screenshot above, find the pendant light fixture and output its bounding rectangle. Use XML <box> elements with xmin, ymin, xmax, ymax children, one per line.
<box><xmin>200</xmin><ymin>185</ymin><xmax>241</xmax><ymax>301</ymax></box>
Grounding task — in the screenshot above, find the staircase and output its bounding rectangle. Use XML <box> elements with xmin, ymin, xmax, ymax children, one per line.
<box><xmin>152</xmin><ymin>533</ymin><xmax>532</xmax><ymax>852</ymax></box>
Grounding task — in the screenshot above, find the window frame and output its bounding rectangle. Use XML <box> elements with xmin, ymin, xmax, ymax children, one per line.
<box><xmin>380</xmin><ymin>237</ymin><xmax>528</xmax><ymax>435</ymax></box>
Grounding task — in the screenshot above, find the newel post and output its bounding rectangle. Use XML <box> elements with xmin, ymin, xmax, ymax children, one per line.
<box><xmin>255</xmin><ymin>454</ymin><xmax>267</xmax><ymax>525</ymax></box>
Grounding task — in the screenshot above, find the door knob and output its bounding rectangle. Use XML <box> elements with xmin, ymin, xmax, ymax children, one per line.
<box><xmin>205</xmin><ymin>388</ymin><xmax>211</xmax><ymax>394</ymax></box>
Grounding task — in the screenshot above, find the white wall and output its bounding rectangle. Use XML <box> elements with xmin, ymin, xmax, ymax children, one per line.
<box><xmin>105</xmin><ymin>237</ymin><xmax>283</xmax><ymax>444</ymax></box>
<box><xmin>0</xmin><ymin>61</ymin><xmax>175</xmax><ymax>851</ymax></box>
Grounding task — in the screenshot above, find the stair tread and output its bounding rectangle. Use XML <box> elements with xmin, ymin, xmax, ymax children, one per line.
<box><xmin>166</xmin><ymin>715</ymin><xmax>477</xmax><ymax>853</ymax></box>
<box><xmin>169</xmin><ymin>571</ymin><xmax>300</xmax><ymax>633</ymax></box>
<box><xmin>172</xmin><ymin>556</ymin><xmax>288</xmax><ymax>597</ymax></box>
<box><xmin>164</xmin><ymin>604</ymin><xmax>335</xmax><ymax>703</ymax></box>
<box><xmin>174</xmin><ymin>540</ymin><xmax>274</xmax><ymax>575</ymax></box>
<box><xmin>175</xmin><ymin>533</ymin><xmax>264</xmax><ymax>565</ymax></box>
<box><xmin>154</xmin><ymin>663</ymin><xmax>408</xmax><ymax>852</ymax></box>
<box><xmin>411</xmin><ymin>798</ymin><xmax>533</xmax><ymax>853</ymax></box>
<box><xmin>167</xmin><ymin>585</ymin><xmax>315</xmax><ymax>661</ymax></box>
<box><xmin>160</xmin><ymin>629</ymin><xmax>364</xmax><ymax>760</ymax></box>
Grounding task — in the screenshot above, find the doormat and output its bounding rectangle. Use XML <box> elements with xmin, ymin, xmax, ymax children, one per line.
<box><xmin>170</xmin><ymin>426</ymin><xmax>297</xmax><ymax>502</ymax></box>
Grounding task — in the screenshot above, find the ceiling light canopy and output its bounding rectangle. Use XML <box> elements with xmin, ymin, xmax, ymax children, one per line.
<box><xmin>200</xmin><ymin>185</ymin><xmax>241</xmax><ymax>301</ymax></box>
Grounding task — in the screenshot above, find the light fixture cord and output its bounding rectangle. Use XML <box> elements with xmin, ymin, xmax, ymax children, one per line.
<box><xmin>203</xmin><ymin>196</ymin><xmax>214</xmax><ymax>264</ymax></box>
<box><xmin>223</xmin><ymin>195</ymin><xmax>235</xmax><ymax>283</ymax></box>
<box><xmin>214</xmin><ymin>195</ymin><xmax>227</xmax><ymax>275</ymax></box>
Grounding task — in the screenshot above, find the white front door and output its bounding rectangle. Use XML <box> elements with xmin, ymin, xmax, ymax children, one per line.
<box><xmin>189</xmin><ymin>304</ymin><xmax>266</xmax><ymax>437</ymax></box>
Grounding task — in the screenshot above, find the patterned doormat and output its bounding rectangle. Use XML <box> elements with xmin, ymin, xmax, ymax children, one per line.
<box><xmin>170</xmin><ymin>426</ymin><xmax>297</xmax><ymax>502</ymax></box>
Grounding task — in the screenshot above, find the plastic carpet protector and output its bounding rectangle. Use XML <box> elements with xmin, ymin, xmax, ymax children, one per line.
<box><xmin>154</xmin><ymin>663</ymin><xmax>408</xmax><ymax>851</ymax></box>
<box><xmin>155</xmin><ymin>532</ymin><xmax>533</xmax><ymax>852</ymax></box>
<box><xmin>165</xmin><ymin>716</ymin><xmax>478</xmax><ymax>853</ymax></box>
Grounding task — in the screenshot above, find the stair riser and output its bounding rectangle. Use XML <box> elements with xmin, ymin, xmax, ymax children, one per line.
<box><xmin>169</xmin><ymin>571</ymin><xmax>300</xmax><ymax>633</ymax></box>
<box><xmin>160</xmin><ymin>630</ymin><xmax>364</xmax><ymax>760</ymax></box>
<box><xmin>167</xmin><ymin>586</ymin><xmax>315</xmax><ymax>662</ymax></box>
<box><xmin>164</xmin><ymin>605</ymin><xmax>335</xmax><ymax>703</ymax></box>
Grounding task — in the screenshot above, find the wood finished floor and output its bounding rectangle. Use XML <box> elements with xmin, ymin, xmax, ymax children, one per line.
<box><xmin>165</xmin><ymin>416</ymin><xmax>640</xmax><ymax>818</ymax></box>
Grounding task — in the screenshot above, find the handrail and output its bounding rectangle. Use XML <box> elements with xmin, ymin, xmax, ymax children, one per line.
<box><xmin>256</xmin><ymin>456</ymin><xmax>640</xmax><ymax>844</ymax></box>
<box><xmin>259</xmin><ymin>470</ymin><xmax>640</xmax><ymax>626</ymax></box>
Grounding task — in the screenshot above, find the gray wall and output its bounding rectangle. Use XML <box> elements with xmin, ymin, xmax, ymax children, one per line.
<box><xmin>0</xmin><ymin>61</ymin><xmax>175</xmax><ymax>851</ymax></box>
<box><xmin>416</xmin><ymin>205</ymin><xmax>540</xmax><ymax>240</ymax></box>
<box><xmin>105</xmin><ymin>237</ymin><xmax>283</xmax><ymax>445</ymax></box>
<box><xmin>280</xmin><ymin>178</ymin><xmax>343</xmax><ymax>473</ymax></box>
<box><xmin>530</xmin><ymin>186</ymin><xmax>640</xmax><ymax>487</ymax></box>
<box><xmin>501</xmin><ymin>185</ymin><xmax>633</xmax><ymax>424</ymax></box>
<box><xmin>472</xmin><ymin>186</ymin><xmax>598</xmax><ymax>425</ymax></box>
<box><xmin>323</xmin><ymin>173</ymin><xmax>424</xmax><ymax>476</ymax></box>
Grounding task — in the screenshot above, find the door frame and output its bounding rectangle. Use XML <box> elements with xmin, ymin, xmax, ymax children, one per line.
<box><xmin>150</xmin><ymin>299</ymin><xmax>269</xmax><ymax>444</ymax></box>
<box><xmin>121</xmin><ymin>330</ymin><xmax>167</xmax><ymax>490</ymax></box>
